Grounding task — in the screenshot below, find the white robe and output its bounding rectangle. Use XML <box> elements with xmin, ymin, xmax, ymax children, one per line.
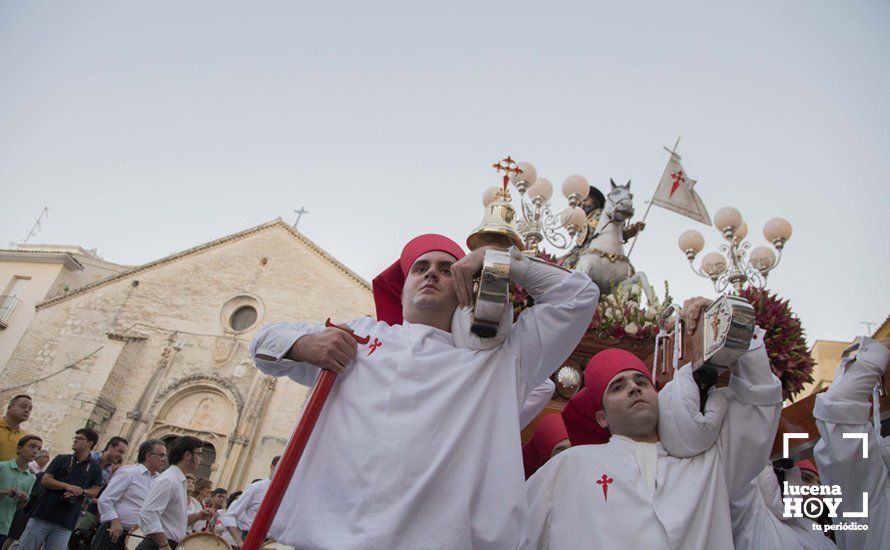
<box><xmin>814</xmin><ymin>337</ymin><xmax>890</xmax><ymax>550</ymax></box>
<box><xmin>251</xmin><ymin>269</ymin><xmax>598</xmax><ymax>550</ymax></box>
<box><xmin>526</xmin><ymin>328</ymin><xmax>783</xmax><ymax>550</ymax></box>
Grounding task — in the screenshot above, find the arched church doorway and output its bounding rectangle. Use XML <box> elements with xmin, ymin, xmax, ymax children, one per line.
<box><xmin>148</xmin><ymin>383</ymin><xmax>237</xmax><ymax>485</ymax></box>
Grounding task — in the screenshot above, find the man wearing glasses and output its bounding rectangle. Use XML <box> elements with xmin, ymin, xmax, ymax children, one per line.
<box><xmin>138</xmin><ymin>436</ymin><xmax>211</xmax><ymax>550</ymax></box>
<box><xmin>18</xmin><ymin>428</ymin><xmax>103</xmax><ymax>550</ymax></box>
<box><xmin>93</xmin><ymin>439</ymin><xmax>167</xmax><ymax>550</ymax></box>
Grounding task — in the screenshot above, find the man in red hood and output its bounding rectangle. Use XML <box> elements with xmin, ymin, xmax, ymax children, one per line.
<box><xmin>526</xmin><ymin>298</ymin><xmax>785</xmax><ymax>550</ymax></box>
<box><xmin>251</xmin><ymin>234</ymin><xmax>599</xmax><ymax>549</ymax></box>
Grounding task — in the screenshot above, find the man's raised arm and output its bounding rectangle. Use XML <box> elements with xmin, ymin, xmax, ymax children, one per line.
<box><xmin>505</xmin><ymin>248</ymin><xmax>599</xmax><ymax>392</ymax></box>
<box><xmin>658</xmin><ymin>322</ymin><xmax>783</xmax><ymax>494</ymax></box>
<box><xmin>718</xmin><ymin>327</ymin><xmax>784</xmax><ymax>499</ymax></box>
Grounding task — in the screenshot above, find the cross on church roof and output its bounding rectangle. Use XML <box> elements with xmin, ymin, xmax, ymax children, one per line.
<box><xmin>293</xmin><ymin>207</ymin><xmax>309</xmax><ymax>229</ymax></box>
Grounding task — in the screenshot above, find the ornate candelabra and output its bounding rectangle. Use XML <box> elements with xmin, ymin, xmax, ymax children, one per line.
<box><xmin>479</xmin><ymin>158</ymin><xmax>588</xmax><ymax>254</ymax></box>
<box><xmin>677</xmin><ymin>206</ymin><xmax>792</xmax><ymax>294</ymax></box>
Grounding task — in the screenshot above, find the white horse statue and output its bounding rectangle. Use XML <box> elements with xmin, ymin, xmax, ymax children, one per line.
<box><xmin>575</xmin><ymin>179</ymin><xmax>649</xmax><ymax>297</ymax></box>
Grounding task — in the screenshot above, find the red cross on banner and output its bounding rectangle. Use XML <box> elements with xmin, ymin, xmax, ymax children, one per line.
<box><xmin>651</xmin><ymin>152</ymin><xmax>712</xmax><ymax>226</ymax></box>
<box><xmin>669</xmin><ymin>170</ymin><xmax>685</xmax><ymax>198</ymax></box>
<box><xmin>597</xmin><ymin>473</ymin><xmax>614</xmax><ymax>502</ymax></box>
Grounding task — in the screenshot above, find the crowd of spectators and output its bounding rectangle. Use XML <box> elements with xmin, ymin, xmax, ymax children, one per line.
<box><xmin>0</xmin><ymin>395</ymin><xmax>269</xmax><ymax>549</ymax></box>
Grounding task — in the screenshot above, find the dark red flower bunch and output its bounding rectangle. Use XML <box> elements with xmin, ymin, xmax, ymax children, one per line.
<box><xmin>739</xmin><ymin>287</ymin><xmax>815</xmax><ymax>400</ymax></box>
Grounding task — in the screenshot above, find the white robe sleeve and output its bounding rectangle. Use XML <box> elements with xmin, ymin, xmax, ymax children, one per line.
<box><xmin>506</xmin><ymin>249</ymin><xmax>599</xmax><ymax>392</ymax></box>
<box><xmin>519</xmin><ymin>378</ymin><xmax>555</xmax><ymax>429</ymax></box>
<box><xmin>813</xmin><ymin>337</ymin><xmax>889</xmax><ymax>534</ymax></box>
<box><xmin>248</xmin><ymin>321</ymin><xmax>327</xmax><ymax>386</ymax></box>
<box><xmin>657</xmin><ymin>327</ymin><xmax>781</xmax><ymax>476</ymax></box>
<box><xmin>657</xmin><ymin>365</ymin><xmax>731</xmax><ymax>458</ymax></box>
<box><xmin>718</xmin><ymin>327</ymin><xmax>784</xmax><ymax>499</ymax></box>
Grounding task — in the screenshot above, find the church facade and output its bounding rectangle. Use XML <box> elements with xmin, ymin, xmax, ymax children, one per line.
<box><xmin>0</xmin><ymin>220</ymin><xmax>373</xmax><ymax>490</ymax></box>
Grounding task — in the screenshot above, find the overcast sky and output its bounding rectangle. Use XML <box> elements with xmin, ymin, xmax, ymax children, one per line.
<box><xmin>1</xmin><ymin>1</ymin><xmax>887</xmax><ymax>344</ymax></box>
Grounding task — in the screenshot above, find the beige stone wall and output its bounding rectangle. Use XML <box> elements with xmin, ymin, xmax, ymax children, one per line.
<box><xmin>52</xmin><ymin>255</ymin><xmax>129</xmax><ymax>299</ymax></box>
<box><xmin>0</xmin><ymin>223</ymin><xmax>373</xmax><ymax>490</ymax></box>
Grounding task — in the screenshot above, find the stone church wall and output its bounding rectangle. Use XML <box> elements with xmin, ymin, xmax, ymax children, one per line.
<box><xmin>0</xmin><ymin>222</ymin><xmax>373</xmax><ymax>489</ymax></box>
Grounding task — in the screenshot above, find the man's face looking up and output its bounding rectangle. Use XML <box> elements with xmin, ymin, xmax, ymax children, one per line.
<box><xmin>7</xmin><ymin>397</ymin><xmax>32</xmax><ymax>423</ymax></box>
<box><xmin>402</xmin><ymin>251</ymin><xmax>459</xmax><ymax>321</ymax></box>
<box><xmin>595</xmin><ymin>370</ymin><xmax>659</xmax><ymax>439</ymax></box>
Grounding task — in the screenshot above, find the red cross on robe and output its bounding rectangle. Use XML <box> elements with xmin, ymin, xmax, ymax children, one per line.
<box><xmin>368</xmin><ymin>338</ymin><xmax>383</xmax><ymax>356</ymax></box>
<box><xmin>597</xmin><ymin>473</ymin><xmax>614</xmax><ymax>502</ymax></box>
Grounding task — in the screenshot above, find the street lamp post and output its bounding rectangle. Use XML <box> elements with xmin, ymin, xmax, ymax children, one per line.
<box><xmin>677</xmin><ymin>206</ymin><xmax>792</xmax><ymax>294</ymax></box>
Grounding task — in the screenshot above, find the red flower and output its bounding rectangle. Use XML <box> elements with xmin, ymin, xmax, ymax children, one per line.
<box><xmin>739</xmin><ymin>287</ymin><xmax>815</xmax><ymax>400</ymax></box>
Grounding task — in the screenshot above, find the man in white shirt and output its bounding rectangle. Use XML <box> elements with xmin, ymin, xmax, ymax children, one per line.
<box><xmin>526</xmin><ymin>298</ymin><xmax>784</xmax><ymax>550</ymax></box>
<box><xmin>813</xmin><ymin>336</ymin><xmax>890</xmax><ymax>549</ymax></box>
<box><xmin>138</xmin><ymin>436</ymin><xmax>211</xmax><ymax>550</ymax></box>
<box><xmin>92</xmin><ymin>439</ymin><xmax>166</xmax><ymax>550</ymax></box>
<box><xmin>222</xmin><ymin>455</ymin><xmax>279</xmax><ymax>548</ymax></box>
<box><xmin>250</xmin><ymin>234</ymin><xmax>598</xmax><ymax>549</ymax></box>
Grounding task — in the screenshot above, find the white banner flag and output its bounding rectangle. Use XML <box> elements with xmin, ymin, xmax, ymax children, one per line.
<box><xmin>651</xmin><ymin>154</ymin><xmax>711</xmax><ymax>225</ymax></box>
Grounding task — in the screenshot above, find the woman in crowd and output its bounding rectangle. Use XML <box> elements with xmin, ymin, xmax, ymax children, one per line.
<box><xmin>186</xmin><ymin>476</ymin><xmax>213</xmax><ymax>533</ymax></box>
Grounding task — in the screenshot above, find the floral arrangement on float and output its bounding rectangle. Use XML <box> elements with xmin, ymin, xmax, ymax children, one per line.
<box><xmin>510</xmin><ymin>249</ymin><xmax>673</xmax><ymax>343</ymax></box>
<box><xmin>588</xmin><ymin>280</ymin><xmax>673</xmax><ymax>340</ymax></box>
<box><xmin>739</xmin><ymin>287</ymin><xmax>815</xmax><ymax>400</ymax></box>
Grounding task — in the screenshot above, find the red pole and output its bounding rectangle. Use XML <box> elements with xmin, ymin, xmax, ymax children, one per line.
<box><xmin>241</xmin><ymin>369</ymin><xmax>337</xmax><ymax>549</ymax></box>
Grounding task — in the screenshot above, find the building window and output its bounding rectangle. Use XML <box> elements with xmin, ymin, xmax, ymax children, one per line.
<box><xmin>230</xmin><ymin>306</ymin><xmax>258</xmax><ymax>331</ymax></box>
<box><xmin>0</xmin><ymin>295</ymin><xmax>21</xmax><ymax>328</ymax></box>
<box><xmin>0</xmin><ymin>276</ymin><xmax>28</xmax><ymax>328</ymax></box>
<box><xmin>219</xmin><ymin>294</ymin><xmax>264</xmax><ymax>333</ymax></box>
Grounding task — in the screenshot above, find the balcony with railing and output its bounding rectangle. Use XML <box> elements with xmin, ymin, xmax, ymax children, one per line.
<box><xmin>0</xmin><ymin>295</ymin><xmax>22</xmax><ymax>329</ymax></box>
